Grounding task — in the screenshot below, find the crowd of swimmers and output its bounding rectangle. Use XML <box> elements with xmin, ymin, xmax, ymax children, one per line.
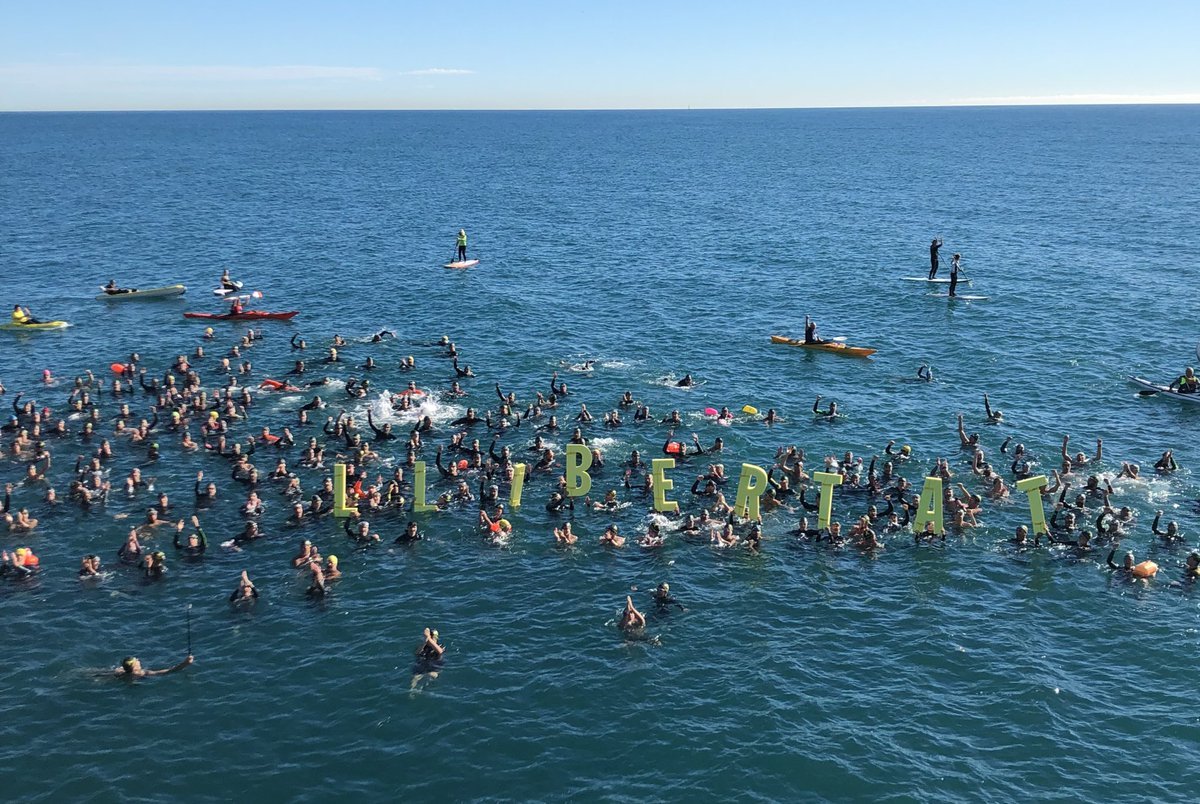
<box><xmin>2</xmin><ymin>290</ymin><xmax>1198</xmax><ymax>677</ymax></box>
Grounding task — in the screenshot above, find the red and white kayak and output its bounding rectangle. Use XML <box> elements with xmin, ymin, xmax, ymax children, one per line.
<box><xmin>183</xmin><ymin>310</ymin><xmax>298</xmax><ymax>321</ymax></box>
<box><xmin>443</xmin><ymin>260</ymin><xmax>480</xmax><ymax>269</ymax></box>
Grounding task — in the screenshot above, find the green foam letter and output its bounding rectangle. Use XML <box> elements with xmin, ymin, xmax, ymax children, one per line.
<box><xmin>812</xmin><ymin>471</ymin><xmax>844</xmax><ymax>530</ymax></box>
<box><xmin>651</xmin><ymin>458</ymin><xmax>678</xmax><ymax>513</ymax></box>
<box><xmin>565</xmin><ymin>444</ymin><xmax>593</xmax><ymax>498</ymax></box>
<box><xmin>509</xmin><ymin>463</ymin><xmax>527</xmax><ymax>508</ymax></box>
<box><xmin>912</xmin><ymin>476</ymin><xmax>944</xmax><ymax>535</ymax></box>
<box><xmin>1016</xmin><ymin>475</ymin><xmax>1049</xmax><ymax>535</ymax></box>
<box><xmin>332</xmin><ymin>463</ymin><xmax>357</xmax><ymax>518</ymax></box>
<box><xmin>733</xmin><ymin>463</ymin><xmax>769</xmax><ymax>520</ymax></box>
<box><xmin>412</xmin><ymin>460</ymin><xmax>437</xmax><ymax>513</ymax></box>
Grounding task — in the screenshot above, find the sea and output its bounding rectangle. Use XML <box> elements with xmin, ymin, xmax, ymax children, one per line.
<box><xmin>1</xmin><ymin>107</ymin><xmax>1198</xmax><ymax>802</ymax></box>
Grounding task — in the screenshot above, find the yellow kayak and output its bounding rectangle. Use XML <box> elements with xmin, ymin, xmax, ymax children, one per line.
<box><xmin>770</xmin><ymin>334</ymin><xmax>876</xmax><ymax>357</ymax></box>
<box><xmin>1</xmin><ymin>320</ymin><xmax>69</xmax><ymax>332</ymax></box>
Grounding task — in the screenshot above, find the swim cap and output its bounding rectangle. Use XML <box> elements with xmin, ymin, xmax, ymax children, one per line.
<box><xmin>901</xmin><ymin>445</ymin><xmax>912</xmax><ymax>455</ymax></box>
<box><xmin>431</xmin><ymin>630</ymin><xmax>439</xmax><ymax>639</ymax></box>
<box><xmin>498</xmin><ymin>519</ymin><xmax>511</xmax><ymax>531</ymax></box>
<box><xmin>457</xmin><ymin>459</ymin><xmax>468</xmax><ymax>470</ymax></box>
<box><xmin>328</xmin><ymin>555</ymin><xmax>338</xmax><ymax>567</ymax></box>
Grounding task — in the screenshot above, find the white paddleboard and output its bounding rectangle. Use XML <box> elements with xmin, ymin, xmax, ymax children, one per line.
<box><xmin>902</xmin><ymin>276</ymin><xmax>970</xmax><ymax>284</ymax></box>
<box><xmin>443</xmin><ymin>260</ymin><xmax>480</xmax><ymax>269</ymax></box>
<box><xmin>935</xmin><ymin>293</ymin><xmax>988</xmax><ymax>300</ymax></box>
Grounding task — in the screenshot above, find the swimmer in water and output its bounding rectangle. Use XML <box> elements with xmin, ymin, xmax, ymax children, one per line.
<box><xmin>229</xmin><ymin>570</ymin><xmax>259</xmax><ymax>603</ymax></box>
<box><xmin>917</xmin><ymin>363</ymin><xmax>933</xmax><ymax>382</ymax></box>
<box><xmin>676</xmin><ymin>373</ymin><xmax>694</xmax><ymax>388</ymax></box>
<box><xmin>114</xmin><ymin>654</ymin><xmax>194</xmax><ymax>679</ymax></box>
<box><xmin>618</xmin><ymin>595</ymin><xmax>646</xmax><ymax>633</ymax></box>
<box><xmin>983</xmin><ymin>394</ymin><xmax>1003</xmax><ymax>423</ymax></box>
<box><xmin>812</xmin><ymin>395</ymin><xmax>838</xmax><ymax>419</ymax></box>
<box><xmin>653</xmin><ymin>582</ymin><xmax>686</xmax><ymax>611</ymax></box>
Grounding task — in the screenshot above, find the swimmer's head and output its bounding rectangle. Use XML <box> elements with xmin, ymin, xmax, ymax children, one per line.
<box><xmin>327</xmin><ymin>555</ymin><xmax>338</xmax><ymax>567</ymax></box>
<box><xmin>121</xmin><ymin>657</ymin><xmax>139</xmax><ymax>673</ymax></box>
<box><xmin>900</xmin><ymin>445</ymin><xmax>912</xmax><ymax>455</ymax></box>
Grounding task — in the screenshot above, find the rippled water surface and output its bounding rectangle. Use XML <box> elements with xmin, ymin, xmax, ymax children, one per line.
<box><xmin>1</xmin><ymin>108</ymin><xmax>1199</xmax><ymax>802</ymax></box>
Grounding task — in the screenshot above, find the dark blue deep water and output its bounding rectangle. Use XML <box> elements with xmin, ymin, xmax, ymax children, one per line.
<box><xmin>1</xmin><ymin>108</ymin><xmax>1199</xmax><ymax>802</ymax></box>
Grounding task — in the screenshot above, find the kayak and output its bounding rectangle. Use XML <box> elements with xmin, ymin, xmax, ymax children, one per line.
<box><xmin>1130</xmin><ymin>376</ymin><xmax>1200</xmax><ymax>405</ymax></box>
<box><xmin>183</xmin><ymin>311</ymin><xmax>298</xmax><ymax>321</ymax></box>
<box><xmin>96</xmin><ymin>284</ymin><xmax>186</xmax><ymax>301</ymax></box>
<box><xmin>770</xmin><ymin>334</ymin><xmax>876</xmax><ymax>357</ymax></box>
<box><xmin>1</xmin><ymin>320</ymin><xmax>69</xmax><ymax>331</ymax></box>
<box><xmin>444</xmin><ymin>260</ymin><xmax>480</xmax><ymax>269</ymax></box>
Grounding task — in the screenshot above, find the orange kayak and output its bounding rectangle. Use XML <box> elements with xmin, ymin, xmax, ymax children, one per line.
<box><xmin>770</xmin><ymin>335</ymin><xmax>876</xmax><ymax>357</ymax></box>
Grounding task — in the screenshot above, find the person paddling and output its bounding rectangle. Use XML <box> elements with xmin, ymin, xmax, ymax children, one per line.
<box><xmin>455</xmin><ymin>229</ymin><xmax>468</xmax><ymax>262</ymax></box>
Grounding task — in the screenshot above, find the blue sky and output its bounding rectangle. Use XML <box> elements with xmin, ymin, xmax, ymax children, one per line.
<box><xmin>2</xmin><ymin>0</ymin><xmax>1198</xmax><ymax>111</ymax></box>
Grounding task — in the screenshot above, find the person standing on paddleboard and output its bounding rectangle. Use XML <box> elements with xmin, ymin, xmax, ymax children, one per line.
<box><xmin>948</xmin><ymin>253</ymin><xmax>961</xmax><ymax>297</ymax></box>
<box><xmin>928</xmin><ymin>237</ymin><xmax>943</xmax><ymax>279</ymax></box>
<box><xmin>455</xmin><ymin>229</ymin><xmax>467</xmax><ymax>262</ymax></box>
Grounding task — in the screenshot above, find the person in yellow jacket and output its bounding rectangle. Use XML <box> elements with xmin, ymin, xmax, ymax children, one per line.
<box><xmin>455</xmin><ymin>229</ymin><xmax>467</xmax><ymax>262</ymax></box>
<box><xmin>10</xmin><ymin>305</ymin><xmax>42</xmax><ymax>326</ymax></box>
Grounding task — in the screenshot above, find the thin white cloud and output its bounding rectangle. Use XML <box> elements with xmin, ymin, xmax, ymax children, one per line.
<box><xmin>0</xmin><ymin>63</ymin><xmax>383</xmax><ymax>83</ymax></box>
<box><xmin>401</xmin><ymin>68</ymin><xmax>474</xmax><ymax>76</ymax></box>
<box><xmin>943</xmin><ymin>92</ymin><xmax>1200</xmax><ymax>106</ymax></box>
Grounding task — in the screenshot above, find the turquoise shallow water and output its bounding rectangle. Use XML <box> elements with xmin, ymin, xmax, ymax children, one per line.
<box><xmin>1</xmin><ymin>108</ymin><xmax>1199</xmax><ymax>802</ymax></box>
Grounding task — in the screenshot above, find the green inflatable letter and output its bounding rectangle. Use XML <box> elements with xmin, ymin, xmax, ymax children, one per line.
<box><xmin>1016</xmin><ymin>475</ymin><xmax>1049</xmax><ymax>535</ymax></box>
<box><xmin>733</xmin><ymin>463</ymin><xmax>769</xmax><ymax>520</ymax></box>
<box><xmin>412</xmin><ymin>460</ymin><xmax>437</xmax><ymax>513</ymax></box>
<box><xmin>911</xmin><ymin>476</ymin><xmax>944</xmax><ymax>535</ymax></box>
<box><xmin>812</xmin><ymin>471</ymin><xmax>844</xmax><ymax>530</ymax></box>
<box><xmin>565</xmin><ymin>444</ymin><xmax>593</xmax><ymax>498</ymax></box>
<box><xmin>652</xmin><ymin>458</ymin><xmax>678</xmax><ymax>513</ymax></box>
<box><xmin>332</xmin><ymin>463</ymin><xmax>357</xmax><ymax>518</ymax></box>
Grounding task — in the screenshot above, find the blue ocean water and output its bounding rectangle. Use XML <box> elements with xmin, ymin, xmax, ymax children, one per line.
<box><xmin>1</xmin><ymin>107</ymin><xmax>1199</xmax><ymax>802</ymax></box>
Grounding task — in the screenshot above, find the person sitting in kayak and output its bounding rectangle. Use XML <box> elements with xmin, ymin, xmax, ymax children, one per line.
<box><xmin>229</xmin><ymin>297</ymin><xmax>244</xmax><ymax>316</ymax></box>
<box><xmin>804</xmin><ymin>316</ymin><xmax>824</xmax><ymax>345</ymax></box>
<box><xmin>10</xmin><ymin>305</ymin><xmax>42</xmax><ymax>325</ymax></box>
<box><xmin>455</xmin><ymin>229</ymin><xmax>467</xmax><ymax>262</ymax></box>
<box><xmin>1168</xmin><ymin>367</ymin><xmax>1199</xmax><ymax>394</ymax></box>
<box><xmin>103</xmin><ymin>279</ymin><xmax>134</xmax><ymax>295</ymax></box>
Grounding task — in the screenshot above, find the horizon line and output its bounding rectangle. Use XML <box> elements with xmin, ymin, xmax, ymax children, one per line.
<box><xmin>3</xmin><ymin>100</ymin><xmax>1200</xmax><ymax>114</ymax></box>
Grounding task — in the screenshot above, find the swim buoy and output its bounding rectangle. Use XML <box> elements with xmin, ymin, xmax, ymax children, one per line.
<box><xmin>399</xmin><ymin>389</ymin><xmax>424</xmax><ymax>397</ymax></box>
<box><xmin>1132</xmin><ymin>560</ymin><xmax>1158</xmax><ymax>578</ymax></box>
<box><xmin>110</xmin><ymin>363</ymin><xmax>126</xmax><ymax>376</ymax></box>
<box><xmin>742</xmin><ymin>405</ymin><xmax>758</xmax><ymax>415</ymax></box>
<box><xmin>261</xmin><ymin>434</ymin><xmax>280</xmax><ymax>445</ymax></box>
<box><xmin>489</xmin><ymin>522</ymin><xmax>500</xmax><ymax>533</ymax></box>
<box><xmin>703</xmin><ymin>407</ymin><xmax>718</xmax><ymax>416</ymax></box>
<box><xmin>259</xmin><ymin>379</ymin><xmax>285</xmax><ymax>390</ymax></box>
<box><xmin>665</xmin><ymin>442</ymin><xmax>683</xmax><ymax>455</ymax></box>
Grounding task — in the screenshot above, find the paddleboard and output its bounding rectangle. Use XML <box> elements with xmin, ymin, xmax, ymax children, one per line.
<box><xmin>902</xmin><ymin>276</ymin><xmax>971</xmax><ymax>284</ymax></box>
<box><xmin>935</xmin><ymin>293</ymin><xmax>988</xmax><ymax>300</ymax></box>
<box><xmin>1130</xmin><ymin>376</ymin><xmax>1200</xmax><ymax>404</ymax></box>
<box><xmin>443</xmin><ymin>260</ymin><xmax>480</xmax><ymax>270</ymax></box>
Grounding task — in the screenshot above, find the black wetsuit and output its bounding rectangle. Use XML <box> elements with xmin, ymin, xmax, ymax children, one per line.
<box><xmin>929</xmin><ymin>241</ymin><xmax>942</xmax><ymax>279</ymax></box>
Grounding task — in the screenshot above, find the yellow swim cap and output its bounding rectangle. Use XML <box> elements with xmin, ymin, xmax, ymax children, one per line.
<box><xmin>328</xmin><ymin>555</ymin><xmax>338</xmax><ymax>567</ymax></box>
<box><xmin>205</xmin><ymin>327</ymin><xmax>213</xmax><ymax>335</ymax></box>
<box><xmin>498</xmin><ymin>519</ymin><xmax>511</xmax><ymax>531</ymax></box>
<box><xmin>901</xmin><ymin>445</ymin><xmax>912</xmax><ymax>455</ymax></box>
<box><xmin>209</xmin><ymin>411</ymin><xmax>219</xmax><ymax>419</ymax></box>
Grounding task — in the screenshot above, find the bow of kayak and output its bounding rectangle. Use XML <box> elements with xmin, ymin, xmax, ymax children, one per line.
<box><xmin>96</xmin><ymin>284</ymin><xmax>187</xmax><ymax>301</ymax></box>
<box><xmin>770</xmin><ymin>334</ymin><xmax>876</xmax><ymax>357</ymax></box>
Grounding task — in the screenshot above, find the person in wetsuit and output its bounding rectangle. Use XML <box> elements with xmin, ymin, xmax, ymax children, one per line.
<box><xmin>455</xmin><ymin>229</ymin><xmax>467</xmax><ymax>262</ymax></box>
<box><xmin>928</xmin><ymin>237</ymin><xmax>943</xmax><ymax>279</ymax></box>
